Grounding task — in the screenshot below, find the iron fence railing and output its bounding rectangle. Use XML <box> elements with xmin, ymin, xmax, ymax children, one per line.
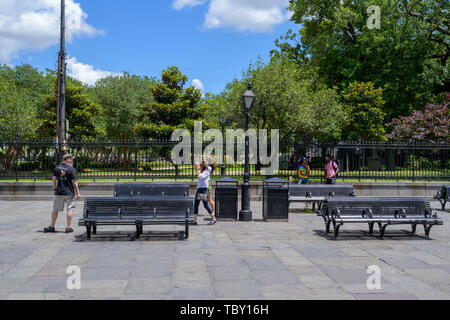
<box><xmin>0</xmin><ymin>138</ymin><xmax>449</xmax><ymax>182</ymax></box>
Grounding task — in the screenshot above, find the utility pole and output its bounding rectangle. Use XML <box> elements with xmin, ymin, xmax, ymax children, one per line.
<box><xmin>56</xmin><ymin>0</ymin><xmax>67</xmax><ymax>163</ymax></box>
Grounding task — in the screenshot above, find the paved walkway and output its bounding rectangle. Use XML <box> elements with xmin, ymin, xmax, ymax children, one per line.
<box><xmin>0</xmin><ymin>201</ymin><xmax>449</xmax><ymax>300</ymax></box>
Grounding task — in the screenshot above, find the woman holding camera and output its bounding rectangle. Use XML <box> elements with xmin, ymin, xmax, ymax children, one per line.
<box><xmin>193</xmin><ymin>158</ymin><xmax>217</xmax><ymax>226</ymax></box>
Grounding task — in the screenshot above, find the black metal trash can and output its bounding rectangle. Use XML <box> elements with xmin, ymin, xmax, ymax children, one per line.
<box><xmin>263</xmin><ymin>178</ymin><xmax>289</xmax><ymax>222</ymax></box>
<box><xmin>215</xmin><ymin>177</ymin><xmax>239</xmax><ymax>221</ymax></box>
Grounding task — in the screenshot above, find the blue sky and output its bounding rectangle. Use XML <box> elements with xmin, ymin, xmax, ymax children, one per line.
<box><xmin>1</xmin><ymin>0</ymin><xmax>297</xmax><ymax>94</ymax></box>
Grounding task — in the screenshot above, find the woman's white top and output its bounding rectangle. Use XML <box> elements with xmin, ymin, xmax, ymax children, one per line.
<box><xmin>197</xmin><ymin>166</ymin><xmax>212</xmax><ymax>189</ymax></box>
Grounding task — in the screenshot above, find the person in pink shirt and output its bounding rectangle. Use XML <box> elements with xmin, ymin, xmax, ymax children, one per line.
<box><xmin>324</xmin><ymin>154</ymin><xmax>339</xmax><ymax>184</ymax></box>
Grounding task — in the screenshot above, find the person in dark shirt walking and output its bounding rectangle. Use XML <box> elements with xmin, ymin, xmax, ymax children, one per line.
<box><xmin>44</xmin><ymin>154</ymin><xmax>81</xmax><ymax>234</ymax></box>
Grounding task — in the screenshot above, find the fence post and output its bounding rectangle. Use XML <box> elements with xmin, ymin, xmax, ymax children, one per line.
<box><xmin>191</xmin><ymin>140</ymin><xmax>194</xmax><ymax>182</ymax></box>
<box><xmin>134</xmin><ymin>136</ymin><xmax>138</xmax><ymax>182</ymax></box>
<box><xmin>14</xmin><ymin>134</ymin><xmax>19</xmax><ymax>182</ymax></box>
<box><xmin>358</xmin><ymin>140</ymin><xmax>362</xmax><ymax>182</ymax></box>
<box><xmin>412</xmin><ymin>140</ymin><xmax>416</xmax><ymax>182</ymax></box>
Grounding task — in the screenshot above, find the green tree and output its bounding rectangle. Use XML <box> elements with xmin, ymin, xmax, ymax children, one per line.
<box><xmin>135</xmin><ymin>66</ymin><xmax>207</xmax><ymax>139</ymax></box>
<box><xmin>38</xmin><ymin>78</ymin><xmax>102</xmax><ymax>139</ymax></box>
<box><xmin>0</xmin><ymin>71</ymin><xmax>41</xmax><ymax>172</ymax></box>
<box><xmin>280</xmin><ymin>0</ymin><xmax>449</xmax><ymax>119</ymax></box>
<box><xmin>89</xmin><ymin>73</ymin><xmax>156</xmax><ymax>139</ymax></box>
<box><xmin>220</xmin><ymin>56</ymin><xmax>346</xmax><ymax>146</ymax></box>
<box><xmin>342</xmin><ymin>82</ymin><xmax>387</xmax><ymax>140</ymax></box>
<box><xmin>200</xmin><ymin>92</ymin><xmax>229</xmax><ymax>129</ymax></box>
<box><xmin>0</xmin><ymin>75</ymin><xmax>38</xmax><ymax>139</ymax></box>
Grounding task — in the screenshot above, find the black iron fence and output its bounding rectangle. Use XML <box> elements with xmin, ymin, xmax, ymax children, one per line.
<box><xmin>0</xmin><ymin>138</ymin><xmax>449</xmax><ymax>182</ymax></box>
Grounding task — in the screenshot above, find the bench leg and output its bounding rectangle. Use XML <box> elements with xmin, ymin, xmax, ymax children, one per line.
<box><xmin>425</xmin><ymin>225</ymin><xmax>434</xmax><ymax>239</ymax></box>
<box><xmin>85</xmin><ymin>224</ymin><xmax>91</xmax><ymax>240</ymax></box>
<box><xmin>326</xmin><ymin>221</ymin><xmax>332</xmax><ymax>234</ymax></box>
<box><xmin>312</xmin><ymin>202</ymin><xmax>316</xmax><ymax>211</ymax></box>
<box><xmin>92</xmin><ymin>225</ymin><xmax>97</xmax><ymax>235</ymax></box>
<box><xmin>379</xmin><ymin>224</ymin><xmax>389</xmax><ymax>239</ymax></box>
<box><xmin>185</xmin><ymin>221</ymin><xmax>189</xmax><ymax>240</ymax></box>
<box><xmin>411</xmin><ymin>224</ymin><xmax>417</xmax><ymax>234</ymax></box>
<box><xmin>135</xmin><ymin>224</ymin><xmax>142</xmax><ymax>239</ymax></box>
<box><xmin>369</xmin><ymin>223</ymin><xmax>374</xmax><ymax>234</ymax></box>
<box><xmin>334</xmin><ymin>223</ymin><xmax>342</xmax><ymax>238</ymax></box>
<box><xmin>442</xmin><ymin>200</ymin><xmax>447</xmax><ymax>211</ymax></box>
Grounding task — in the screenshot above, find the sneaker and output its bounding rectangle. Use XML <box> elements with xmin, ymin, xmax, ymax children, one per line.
<box><xmin>65</xmin><ymin>228</ymin><xmax>74</xmax><ymax>234</ymax></box>
<box><xmin>44</xmin><ymin>226</ymin><xmax>55</xmax><ymax>233</ymax></box>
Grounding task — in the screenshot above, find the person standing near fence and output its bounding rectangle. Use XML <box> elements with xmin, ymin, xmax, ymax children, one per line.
<box><xmin>297</xmin><ymin>157</ymin><xmax>310</xmax><ymax>184</ymax></box>
<box><xmin>324</xmin><ymin>154</ymin><xmax>339</xmax><ymax>185</ymax></box>
<box><xmin>192</xmin><ymin>159</ymin><xmax>217</xmax><ymax>226</ymax></box>
<box><xmin>44</xmin><ymin>154</ymin><xmax>81</xmax><ymax>234</ymax></box>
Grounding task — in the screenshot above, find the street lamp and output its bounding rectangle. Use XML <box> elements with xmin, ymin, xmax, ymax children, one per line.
<box><xmin>239</xmin><ymin>82</ymin><xmax>256</xmax><ymax>222</ymax></box>
<box><xmin>219</xmin><ymin>116</ymin><xmax>227</xmax><ymax>176</ymax></box>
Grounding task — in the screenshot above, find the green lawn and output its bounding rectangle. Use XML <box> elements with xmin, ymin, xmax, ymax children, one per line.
<box><xmin>1</xmin><ymin>166</ymin><xmax>448</xmax><ymax>183</ymax></box>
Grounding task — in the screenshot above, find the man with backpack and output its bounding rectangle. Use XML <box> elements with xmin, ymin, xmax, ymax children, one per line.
<box><xmin>324</xmin><ymin>154</ymin><xmax>339</xmax><ymax>185</ymax></box>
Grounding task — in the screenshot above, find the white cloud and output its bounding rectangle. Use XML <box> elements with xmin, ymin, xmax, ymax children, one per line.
<box><xmin>172</xmin><ymin>0</ymin><xmax>206</xmax><ymax>10</ymax></box>
<box><xmin>192</xmin><ymin>79</ymin><xmax>204</xmax><ymax>93</ymax></box>
<box><xmin>172</xmin><ymin>0</ymin><xmax>291</xmax><ymax>32</ymax></box>
<box><xmin>0</xmin><ymin>0</ymin><xmax>102</xmax><ymax>62</ymax></box>
<box><xmin>67</xmin><ymin>57</ymin><xmax>120</xmax><ymax>86</ymax></box>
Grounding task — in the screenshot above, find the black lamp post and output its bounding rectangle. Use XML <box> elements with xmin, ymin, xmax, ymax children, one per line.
<box><xmin>219</xmin><ymin>116</ymin><xmax>227</xmax><ymax>176</ymax></box>
<box><xmin>239</xmin><ymin>82</ymin><xmax>256</xmax><ymax>222</ymax></box>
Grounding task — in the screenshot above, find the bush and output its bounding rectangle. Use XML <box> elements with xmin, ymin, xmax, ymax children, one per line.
<box><xmin>15</xmin><ymin>161</ymin><xmax>39</xmax><ymax>172</ymax></box>
<box><xmin>38</xmin><ymin>155</ymin><xmax>55</xmax><ymax>171</ymax></box>
<box><xmin>74</xmin><ymin>155</ymin><xmax>92</xmax><ymax>173</ymax></box>
<box><xmin>407</xmin><ymin>156</ymin><xmax>450</xmax><ymax>170</ymax></box>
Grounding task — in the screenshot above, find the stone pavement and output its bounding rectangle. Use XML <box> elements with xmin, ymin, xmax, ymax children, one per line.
<box><xmin>0</xmin><ymin>200</ymin><xmax>449</xmax><ymax>300</ymax></box>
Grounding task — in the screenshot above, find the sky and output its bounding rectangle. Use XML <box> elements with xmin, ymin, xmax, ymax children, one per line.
<box><xmin>0</xmin><ymin>0</ymin><xmax>297</xmax><ymax>94</ymax></box>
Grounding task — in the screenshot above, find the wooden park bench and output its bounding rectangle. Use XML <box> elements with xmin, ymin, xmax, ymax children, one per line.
<box><xmin>288</xmin><ymin>184</ymin><xmax>355</xmax><ymax>211</ymax></box>
<box><xmin>434</xmin><ymin>185</ymin><xmax>450</xmax><ymax>210</ymax></box>
<box><xmin>114</xmin><ymin>184</ymin><xmax>190</xmax><ymax>197</ymax></box>
<box><xmin>78</xmin><ymin>196</ymin><xmax>194</xmax><ymax>240</ymax></box>
<box><xmin>319</xmin><ymin>197</ymin><xmax>443</xmax><ymax>239</ymax></box>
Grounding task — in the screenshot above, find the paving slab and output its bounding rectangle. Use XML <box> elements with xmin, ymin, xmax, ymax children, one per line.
<box><xmin>0</xmin><ymin>200</ymin><xmax>448</xmax><ymax>300</ymax></box>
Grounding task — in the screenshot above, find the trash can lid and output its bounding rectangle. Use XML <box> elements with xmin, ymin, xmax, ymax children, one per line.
<box><xmin>264</xmin><ymin>177</ymin><xmax>288</xmax><ymax>184</ymax></box>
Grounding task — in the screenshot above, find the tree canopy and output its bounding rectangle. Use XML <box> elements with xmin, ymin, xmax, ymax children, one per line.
<box><xmin>342</xmin><ymin>82</ymin><xmax>387</xmax><ymax>141</ymax></box>
<box><xmin>205</xmin><ymin>56</ymin><xmax>346</xmax><ymax>145</ymax></box>
<box><xmin>135</xmin><ymin>66</ymin><xmax>207</xmax><ymax>139</ymax></box>
<box><xmin>277</xmin><ymin>0</ymin><xmax>449</xmax><ymax>120</ymax></box>
<box><xmin>0</xmin><ymin>64</ymin><xmax>52</xmax><ymax>139</ymax></box>
<box><xmin>88</xmin><ymin>73</ymin><xmax>156</xmax><ymax>139</ymax></box>
<box><xmin>38</xmin><ymin>78</ymin><xmax>102</xmax><ymax>139</ymax></box>
<box><xmin>387</xmin><ymin>95</ymin><xmax>449</xmax><ymax>143</ymax></box>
